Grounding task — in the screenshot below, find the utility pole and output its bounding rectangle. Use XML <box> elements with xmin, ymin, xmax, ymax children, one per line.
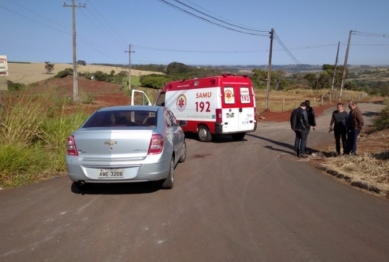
<box><xmin>265</xmin><ymin>28</ymin><xmax>274</xmax><ymax>110</ymax></box>
<box><xmin>330</xmin><ymin>41</ymin><xmax>340</xmax><ymax>98</ymax></box>
<box><xmin>125</xmin><ymin>44</ymin><xmax>135</xmax><ymax>92</ymax></box>
<box><xmin>340</xmin><ymin>30</ymin><xmax>353</xmax><ymax>100</ymax></box>
<box><xmin>63</xmin><ymin>0</ymin><xmax>85</xmax><ymax>101</ymax></box>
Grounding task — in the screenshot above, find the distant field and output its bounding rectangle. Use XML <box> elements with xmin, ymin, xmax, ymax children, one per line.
<box><xmin>5</xmin><ymin>62</ymin><xmax>163</xmax><ymax>85</ymax></box>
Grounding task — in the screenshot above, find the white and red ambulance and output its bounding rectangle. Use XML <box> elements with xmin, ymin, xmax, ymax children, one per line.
<box><xmin>132</xmin><ymin>74</ymin><xmax>257</xmax><ymax>142</ymax></box>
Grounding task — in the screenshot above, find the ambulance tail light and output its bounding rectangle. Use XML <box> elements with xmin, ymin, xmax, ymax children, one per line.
<box><xmin>216</xmin><ymin>109</ymin><xmax>222</xmax><ymax>123</ymax></box>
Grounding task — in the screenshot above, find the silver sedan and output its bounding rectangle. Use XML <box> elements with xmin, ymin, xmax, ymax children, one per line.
<box><xmin>66</xmin><ymin>106</ymin><xmax>187</xmax><ymax>189</ymax></box>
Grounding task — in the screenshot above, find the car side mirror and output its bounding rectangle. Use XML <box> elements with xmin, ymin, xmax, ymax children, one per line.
<box><xmin>179</xmin><ymin>120</ymin><xmax>187</xmax><ymax>126</ymax></box>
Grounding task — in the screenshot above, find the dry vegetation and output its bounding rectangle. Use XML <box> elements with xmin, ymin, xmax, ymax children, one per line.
<box><xmin>312</xmin><ymin>114</ymin><xmax>389</xmax><ymax>199</ymax></box>
<box><xmin>5</xmin><ymin>62</ymin><xmax>163</xmax><ymax>85</ymax></box>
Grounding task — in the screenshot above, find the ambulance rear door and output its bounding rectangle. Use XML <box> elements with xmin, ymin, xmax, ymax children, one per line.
<box><xmin>221</xmin><ymin>85</ymin><xmax>256</xmax><ymax>133</ymax></box>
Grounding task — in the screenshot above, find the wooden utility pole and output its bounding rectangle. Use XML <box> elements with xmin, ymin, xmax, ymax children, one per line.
<box><xmin>63</xmin><ymin>0</ymin><xmax>85</xmax><ymax>101</ymax></box>
<box><xmin>340</xmin><ymin>30</ymin><xmax>353</xmax><ymax>100</ymax></box>
<box><xmin>265</xmin><ymin>28</ymin><xmax>274</xmax><ymax>110</ymax></box>
<box><xmin>125</xmin><ymin>45</ymin><xmax>135</xmax><ymax>91</ymax></box>
<box><xmin>330</xmin><ymin>41</ymin><xmax>340</xmax><ymax>98</ymax></box>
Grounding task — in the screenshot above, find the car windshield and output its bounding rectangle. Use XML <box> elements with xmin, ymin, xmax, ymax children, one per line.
<box><xmin>83</xmin><ymin>110</ymin><xmax>158</xmax><ymax>127</ymax></box>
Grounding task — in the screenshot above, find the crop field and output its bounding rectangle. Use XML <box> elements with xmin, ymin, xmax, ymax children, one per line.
<box><xmin>5</xmin><ymin>62</ymin><xmax>163</xmax><ymax>85</ymax></box>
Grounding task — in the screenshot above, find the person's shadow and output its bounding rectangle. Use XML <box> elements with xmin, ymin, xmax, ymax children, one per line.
<box><xmin>247</xmin><ymin>133</ymin><xmax>295</xmax><ymax>155</ymax></box>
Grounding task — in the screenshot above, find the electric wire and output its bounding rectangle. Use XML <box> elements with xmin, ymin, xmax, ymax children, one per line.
<box><xmin>85</xmin><ymin>0</ymin><xmax>129</xmax><ymax>46</ymax></box>
<box><xmin>0</xmin><ymin>4</ymin><xmax>71</xmax><ymax>35</ymax></box>
<box><xmin>6</xmin><ymin>0</ymin><xmax>69</xmax><ymax>30</ymax></box>
<box><xmin>157</xmin><ymin>0</ymin><xmax>268</xmax><ymax>36</ymax></box>
<box><xmin>171</xmin><ymin>0</ymin><xmax>268</xmax><ymax>33</ymax></box>
<box><xmin>353</xmin><ymin>31</ymin><xmax>389</xmax><ymax>38</ymax></box>
<box><xmin>274</xmin><ymin>33</ymin><xmax>301</xmax><ymax>64</ymax></box>
<box><xmin>80</xmin><ymin>8</ymin><xmax>126</xmax><ymax>51</ymax></box>
<box><xmin>182</xmin><ymin>0</ymin><xmax>262</xmax><ymax>32</ymax></box>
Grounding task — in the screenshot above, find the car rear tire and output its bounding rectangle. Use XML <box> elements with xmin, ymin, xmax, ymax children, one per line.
<box><xmin>161</xmin><ymin>158</ymin><xmax>174</xmax><ymax>189</ymax></box>
<box><xmin>198</xmin><ymin>125</ymin><xmax>212</xmax><ymax>142</ymax></box>
<box><xmin>231</xmin><ymin>132</ymin><xmax>246</xmax><ymax>141</ymax></box>
<box><xmin>179</xmin><ymin>140</ymin><xmax>187</xmax><ymax>163</ymax></box>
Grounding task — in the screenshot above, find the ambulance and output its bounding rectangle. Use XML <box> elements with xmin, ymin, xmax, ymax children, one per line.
<box><xmin>132</xmin><ymin>74</ymin><xmax>257</xmax><ymax>142</ymax></box>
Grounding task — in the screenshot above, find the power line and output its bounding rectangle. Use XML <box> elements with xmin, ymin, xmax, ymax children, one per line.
<box><xmin>274</xmin><ymin>33</ymin><xmax>300</xmax><ymax>64</ymax></box>
<box><xmin>171</xmin><ymin>0</ymin><xmax>268</xmax><ymax>33</ymax></box>
<box><xmin>6</xmin><ymin>0</ymin><xmax>69</xmax><ymax>30</ymax></box>
<box><xmin>84</xmin><ymin>0</ymin><xmax>128</xmax><ymax>46</ymax></box>
<box><xmin>182</xmin><ymin>0</ymin><xmax>262</xmax><ymax>32</ymax></box>
<box><xmin>80</xmin><ymin>8</ymin><xmax>125</xmax><ymax>51</ymax></box>
<box><xmin>353</xmin><ymin>31</ymin><xmax>389</xmax><ymax>38</ymax></box>
<box><xmin>0</xmin><ymin>4</ymin><xmax>71</xmax><ymax>35</ymax></box>
<box><xmin>157</xmin><ymin>0</ymin><xmax>268</xmax><ymax>36</ymax></box>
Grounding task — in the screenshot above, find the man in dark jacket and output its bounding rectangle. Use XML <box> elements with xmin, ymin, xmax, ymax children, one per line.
<box><xmin>304</xmin><ymin>100</ymin><xmax>316</xmax><ymax>153</ymax></box>
<box><xmin>329</xmin><ymin>103</ymin><xmax>349</xmax><ymax>155</ymax></box>
<box><xmin>345</xmin><ymin>101</ymin><xmax>364</xmax><ymax>155</ymax></box>
<box><xmin>290</xmin><ymin>102</ymin><xmax>310</xmax><ymax>158</ymax></box>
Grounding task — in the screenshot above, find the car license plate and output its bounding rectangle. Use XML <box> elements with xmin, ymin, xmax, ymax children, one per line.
<box><xmin>98</xmin><ymin>169</ymin><xmax>124</xmax><ymax>178</ymax></box>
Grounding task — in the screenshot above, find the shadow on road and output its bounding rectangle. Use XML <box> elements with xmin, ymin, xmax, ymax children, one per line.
<box><xmin>247</xmin><ymin>133</ymin><xmax>295</xmax><ymax>155</ymax></box>
<box><xmin>362</xmin><ymin>111</ymin><xmax>379</xmax><ymax>117</ymax></box>
<box><xmin>71</xmin><ymin>181</ymin><xmax>161</xmax><ymax>195</ymax></box>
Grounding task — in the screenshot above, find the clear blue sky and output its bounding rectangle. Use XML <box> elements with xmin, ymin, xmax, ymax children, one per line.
<box><xmin>1</xmin><ymin>0</ymin><xmax>389</xmax><ymax>66</ymax></box>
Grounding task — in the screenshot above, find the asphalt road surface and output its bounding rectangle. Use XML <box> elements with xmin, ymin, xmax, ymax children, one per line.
<box><xmin>1</xmin><ymin>103</ymin><xmax>388</xmax><ymax>262</ymax></box>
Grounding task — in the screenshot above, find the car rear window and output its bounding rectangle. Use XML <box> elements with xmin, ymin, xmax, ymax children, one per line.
<box><xmin>83</xmin><ymin>110</ymin><xmax>158</xmax><ymax>127</ymax></box>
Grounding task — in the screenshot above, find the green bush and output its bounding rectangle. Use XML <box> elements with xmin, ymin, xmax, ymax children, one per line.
<box><xmin>55</xmin><ymin>68</ymin><xmax>73</xmax><ymax>78</ymax></box>
<box><xmin>373</xmin><ymin>100</ymin><xmax>389</xmax><ymax>131</ymax></box>
<box><xmin>139</xmin><ymin>74</ymin><xmax>169</xmax><ymax>89</ymax></box>
<box><xmin>7</xmin><ymin>81</ymin><xmax>26</xmax><ymax>91</ymax></box>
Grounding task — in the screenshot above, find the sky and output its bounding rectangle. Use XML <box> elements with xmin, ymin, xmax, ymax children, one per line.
<box><xmin>1</xmin><ymin>0</ymin><xmax>389</xmax><ymax>66</ymax></box>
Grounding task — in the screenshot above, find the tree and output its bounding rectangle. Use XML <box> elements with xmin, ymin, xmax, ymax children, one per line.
<box><xmin>166</xmin><ymin>62</ymin><xmax>192</xmax><ymax>75</ymax></box>
<box><xmin>45</xmin><ymin>62</ymin><xmax>54</xmax><ymax>74</ymax></box>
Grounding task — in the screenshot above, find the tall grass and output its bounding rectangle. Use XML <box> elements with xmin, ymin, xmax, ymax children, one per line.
<box><xmin>0</xmin><ymin>92</ymin><xmax>89</xmax><ymax>188</ymax></box>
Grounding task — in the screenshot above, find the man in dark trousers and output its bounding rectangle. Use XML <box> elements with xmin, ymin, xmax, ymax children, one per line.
<box><xmin>345</xmin><ymin>101</ymin><xmax>364</xmax><ymax>155</ymax></box>
<box><xmin>290</xmin><ymin>102</ymin><xmax>310</xmax><ymax>158</ymax></box>
<box><xmin>329</xmin><ymin>103</ymin><xmax>349</xmax><ymax>155</ymax></box>
<box><xmin>304</xmin><ymin>100</ymin><xmax>316</xmax><ymax>153</ymax></box>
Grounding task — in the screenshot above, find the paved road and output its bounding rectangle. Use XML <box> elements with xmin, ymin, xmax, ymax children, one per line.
<box><xmin>1</xmin><ymin>103</ymin><xmax>388</xmax><ymax>262</ymax></box>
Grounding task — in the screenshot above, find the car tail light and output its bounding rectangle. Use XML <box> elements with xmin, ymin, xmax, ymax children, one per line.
<box><xmin>66</xmin><ymin>135</ymin><xmax>78</xmax><ymax>156</ymax></box>
<box><xmin>216</xmin><ymin>109</ymin><xmax>222</xmax><ymax>123</ymax></box>
<box><xmin>148</xmin><ymin>134</ymin><xmax>164</xmax><ymax>155</ymax></box>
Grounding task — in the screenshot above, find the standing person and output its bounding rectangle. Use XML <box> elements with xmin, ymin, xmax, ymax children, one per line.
<box><xmin>329</xmin><ymin>103</ymin><xmax>349</xmax><ymax>155</ymax></box>
<box><xmin>290</xmin><ymin>107</ymin><xmax>299</xmax><ymax>155</ymax></box>
<box><xmin>345</xmin><ymin>101</ymin><xmax>364</xmax><ymax>155</ymax></box>
<box><xmin>304</xmin><ymin>100</ymin><xmax>316</xmax><ymax>153</ymax></box>
<box><xmin>290</xmin><ymin>102</ymin><xmax>310</xmax><ymax>158</ymax></box>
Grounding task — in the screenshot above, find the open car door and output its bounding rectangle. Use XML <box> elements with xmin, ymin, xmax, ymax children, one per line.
<box><xmin>131</xmin><ymin>90</ymin><xmax>152</xmax><ymax>106</ymax></box>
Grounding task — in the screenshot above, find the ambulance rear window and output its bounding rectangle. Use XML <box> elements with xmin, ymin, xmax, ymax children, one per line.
<box><xmin>240</xmin><ymin>87</ymin><xmax>251</xmax><ymax>104</ymax></box>
<box><xmin>223</xmin><ymin>87</ymin><xmax>235</xmax><ymax>104</ymax></box>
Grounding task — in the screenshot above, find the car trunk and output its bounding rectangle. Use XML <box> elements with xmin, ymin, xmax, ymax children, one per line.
<box><xmin>73</xmin><ymin>128</ymin><xmax>153</xmax><ymax>162</ymax></box>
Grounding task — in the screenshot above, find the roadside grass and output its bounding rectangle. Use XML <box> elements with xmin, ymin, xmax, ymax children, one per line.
<box><xmin>0</xmin><ymin>92</ymin><xmax>89</xmax><ymax>188</ymax></box>
<box><xmin>316</xmin><ymin>100</ymin><xmax>389</xmax><ymax>197</ymax></box>
<box><xmin>316</xmin><ymin>151</ymin><xmax>389</xmax><ymax>197</ymax></box>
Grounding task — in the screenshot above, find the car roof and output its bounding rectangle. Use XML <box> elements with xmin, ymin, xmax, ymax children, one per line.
<box><xmin>97</xmin><ymin>105</ymin><xmax>161</xmax><ymax>112</ymax></box>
